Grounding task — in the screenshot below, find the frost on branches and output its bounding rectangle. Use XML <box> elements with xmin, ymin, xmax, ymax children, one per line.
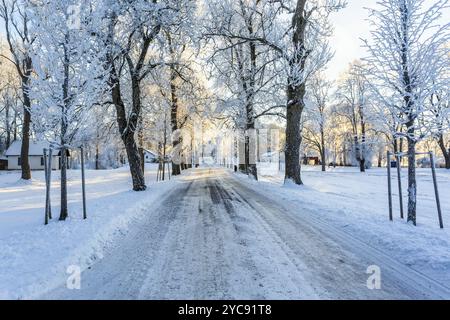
<box><xmin>29</xmin><ymin>0</ymin><xmax>108</xmax><ymax>220</ymax></box>
<box><xmin>362</xmin><ymin>0</ymin><xmax>450</xmax><ymax>224</ymax></box>
<box><xmin>263</xmin><ymin>0</ymin><xmax>345</xmax><ymax>185</ymax></box>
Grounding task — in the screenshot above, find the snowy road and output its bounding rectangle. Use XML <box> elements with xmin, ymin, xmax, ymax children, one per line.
<box><xmin>43</xmin><ymin>168</ymin><xmax>450</xmax><ymax>300</ymax></box>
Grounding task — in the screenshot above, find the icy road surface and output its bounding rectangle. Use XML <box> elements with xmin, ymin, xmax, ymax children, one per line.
<box><xmin>43</xmin><ymin>168</ymin><xmax>450</xmax><ymax>299</ymax></box>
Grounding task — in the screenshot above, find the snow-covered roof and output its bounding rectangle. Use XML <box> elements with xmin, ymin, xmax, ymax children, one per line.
<box><xmin>4</xmin><ymin>141</ymin><xmax>50</xmax><ymax>156</ymax></box>
<box><xmin>144</xmin><ymin>149</ymin><xmax>158</xmax><ymax>157</ymax></box>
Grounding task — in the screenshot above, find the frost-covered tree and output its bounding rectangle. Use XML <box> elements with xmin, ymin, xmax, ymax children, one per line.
<box><xmin>303</xmin><ymin>72</ymin><xmax>333</xmax><ymax>171</ymax></box>
<box><xmin>203</xmin><ymin>0</ymin><xmax>344</xmax><ymax>183</ymax></box>
<box><xmin>362</xmin><ymin>0</ymin><xmax>450</xmax><ymax>224</ymax></box>
<box><xmin>102</xmin><ymin>0</ymin><xmax>161</xmax><ymax>191</ymax></box>
<box><xmin>159</xmin><ymin>15</ymin><xmax>199</xmax><ymax>176</ymax></box>
<box><xmin>269</xmin><ymin>0</ymin><xmax>345</xmax><ymax>184</ymax></box>
<box><xmin>0</xmin><ymin>0</ymin><xmax>33</xmax><ymax>180</ymax></box>
<box><xmin>336</xmin><ymin>62</ymin><xmax>371</xmax><ymax>172</ymax></box>
<box><xmin>203</xmin><ymin>0</ymin><xmax>285</xmax><ymax>180</ymax></box>
<box><xmin>29</xmin><ymin>0</ymin><xmax>108</xmax><ymax>220</ymax></box>
<box><xmin>101</xmin><ymin>0</ymin><xmax>195</xmax><ymax>190</ymax></box>
<box><xmin>430</xmin><ymin>89</ymin><xmax>450</xmax><ymax>168</ymax></box>
<box><xmin>0</xmin><ymin>63</ymin><xmax>21</xmax><ymax>152</ymax></box>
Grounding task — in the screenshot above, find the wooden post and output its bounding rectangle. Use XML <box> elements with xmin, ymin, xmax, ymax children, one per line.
<box><xmin>168</xmin><ymin>161</ymin><xmax>171</xmax><ymax>180</ymax></box>
<box><xmin>44</xmin><ymin>149</ymin><xmax>49</xmax><ymax>225</ymax></box>
<box><xmin>157</xmin><ymin>162</ymin><xmax>160</xmax><ymax>182</ymax></box>
<box><xmin>396</xmin><ymin>154</ymin><xmax>404</xmax><ymax>219</ymax></box>
<box><xmin>387</xmin><ymin>151</ymin><xmax>393</xmax><ymax>221</ymax></box>
<box><xmin>48</xmin><ymin>148</ymin><xmax>53</xmax><ymax>219</ymax></box>
<box><xmin>430</xmin><ymin>152</ymin><xmax>443</xmax><ymax>229</ymax></box>
<box><xmin>157</xmin><ymin>161</ymin><xmax>163</xmax><ymax>182</ymax></box>
<box><xmin>278</xmin><ymin>151</ymin><xmax>281</xmax><ymax>172</ymax></box>
<box><xmin>80</xmin><ymin>147</ymin><xmax>87</xmax><ymax>220</ymax></box>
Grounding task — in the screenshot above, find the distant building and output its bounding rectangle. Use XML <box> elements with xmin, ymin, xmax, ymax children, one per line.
<box><xmin>143</xmin><ymin>149</ymin><xmax>159</xmax><ymax>163</ymax></box>
<box><xmin>4</xmin><ymin>140</ymin><xmax>69</xmax><ymax>170</ymax></box>
<box><xmin>303</xmin><ymin>154</ymin><xmax>320</xmax><ymax>166</ymax></box>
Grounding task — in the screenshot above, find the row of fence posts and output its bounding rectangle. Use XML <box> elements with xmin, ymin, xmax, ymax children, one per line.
<box><xmin>157</xmin><ymin>161</ymin><xmax>172</xmax><ymax>182</ymax></box>
<box><xmin>43</xmin><ymin>147</ymin><xmax>87</xmax><ymax>225</ymax></box>
<box><xmin>387</xmin><ymin>151</ymin><xmax>443</xmax><ymax>229</ymax></box>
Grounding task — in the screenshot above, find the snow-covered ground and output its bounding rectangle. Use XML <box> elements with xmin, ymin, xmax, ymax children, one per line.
<box><xmin>1</xmin><ymin>163</ymin><xmax>449</xmax><ymax>299</ymax></box>
<box><xmin>41</xmin><ymin>167</ymin><xmax>450</xmax><ymax>299</ymax></box>
<box><xmin>0</xmin><ymin>164</ymin><xmax>177</xmax><ymax>299</ymax></box>
<box><xmin>250</xmin><ymin>163</ymin><xmax>450</xmax><ymax>285</ymax></box>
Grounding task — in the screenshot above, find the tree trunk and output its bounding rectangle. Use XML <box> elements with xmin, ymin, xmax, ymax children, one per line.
<box><xmin>320</xmin><ymin>129</ymin><xmax>326</xmax><ymax>172</ymax></box>
<box><xmin>446</xmin><ymin>149</ymin><xmax>450</xmax><ymax>170</ymax></box>
<box><xmin>245</xmin><ymin>30</ymin><xmax>258</xmax><ymax>180</ymax></box>
<box><xmin>354</xmin><ymin>136</ymin><xmax>365</xmax><ymax>172</ymax></box>
<box><xmin>123</xmin><ymin>132</ymin><xmax>146</xmax><ymax>191</ymax></box>
<box><xmin>13</xmin><ymin>108</ymin><xmax>18</xmax><ymax>141</ymax></box>
<box><xmin>59</xmin><ymin>39</ymin><xmax>70</xmax><ymax>221</ymax></box>
<box><xmin>377</xmin><ymin>149</ymin><xmax>382</xmax><ymax>168</ymax></box>
<box><xmin>138</xmin><ymin>116</ymin><xmax>145</xmax><ymax>174</ymax></box>
<box><xmin>437</xmin><ymin>135</ymin><xmax>450</xmax><ymax>169</ymax></box>
<box><xmin>284</xmin><ymin>0</ymin><xmax>307</xmax><ymax>185</ymax></box>
<box><xmin>343</xmin><ymin>143</ymin><xmax>347</xmax><ymax>166</ymax></box>
<box><xmin>60</xmin><ymin>147</ymin><xmax>68</xmax><ymax>220</ymax></box>
<box><xmin>359</xmin><ymin>105</ymin><xmax>367</xmax><ymax>172</ymax></box>
<box><xmin>139</xmin><ymin>147</ymin><xmax>145</xmax><ymax>174</ymax></box>
<box><xmin>170</xmin><ymin>66</ymin><xmax>181</xmax><ymax>176</ymax></box>
<box><xmin>95</xmin><ymin>143</ymin><xmax>100</xmax><ymax>170</ymax></box>
<box><xmin>110</xmin><ymin>65</ymin><xmax>146</xmax><ymax>191</ymax></box>
<box><xmin>5</xmin><ymin>98</ymin><xmax>11</xmax><ymax>149</ymax></box>
<box><xmin>393</xmin><ymin>138</ymin><xmax>398</xmax><ymax>154</ymax></box>
<box><xmin>359</xmin><ymin>159</ymin><xmax>366</xmax><ymax>172</ymax></box>
<box><xmin>401</xmin><ymin>1</ymin><xmax>416</xmax><ymax>225</ymax></box>
<box><xmin>20</xmin><ymin>84</ymin><xmax>31</xmax><ymax>180</ymax></box>
<box><xmin>171</xmin><ymin>141</ymin><xmax>181</xmax><ymax>176</ymax></box>
<box><xmin>285</xmin><ymin>85</ymin><xmax>304</xmax><ymax>185</ymax></box>
<box><xmin>162</xmin><ymin>117</ymin><xmax>168</xmax><ymax>180</ymax></box>
<box><xmin>106</xmin><ymin>13</ymin><xmax>152</xmax><ymax>192</ymax></box>
<box><xmin>407</xmin><ymin>135</ymin><xmax>416</xmax><ymax>225</ymax></box>
<box><xmin>245</xmin><ymin>131</ymin><xmax>258</xmax><ymax>180</ymax></box>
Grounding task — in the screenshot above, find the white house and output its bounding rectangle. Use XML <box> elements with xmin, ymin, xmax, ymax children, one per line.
<box><xmin>143</xmin><ymin>149</ymin><xmax>159</xmax><ymax>163</ymax></box>
<box><xmin>4</xmin><ymin>140</ymin><xmax>66</xmax><ymax>170</ymax></box>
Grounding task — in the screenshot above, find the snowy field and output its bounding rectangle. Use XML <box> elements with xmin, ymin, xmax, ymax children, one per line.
<box><xmin>0</xmin><ymin>164</ymin><xmax>177</xmax><ymax>299</ymax></box>
<box><xmin>250</xmin><ymin>164</ymin><xmax>450</xmax><ymax>284</ymax></box>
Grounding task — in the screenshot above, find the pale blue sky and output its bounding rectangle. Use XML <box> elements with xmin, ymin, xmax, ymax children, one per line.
<box><xmin>327</xmin><ymin>0</ymin><xmax>450</xmax><ymax>80</ymax></box>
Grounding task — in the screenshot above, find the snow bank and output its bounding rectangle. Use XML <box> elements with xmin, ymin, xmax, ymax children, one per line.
<box><xmin>235</xmin><ymin>164</ymin><xmax>450</xmax><ymax>285</ymax></box>
<box><xmin>0</xmin><ymin>165</ymin><xmax>176</xmax><ymax>299</ymax></box>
